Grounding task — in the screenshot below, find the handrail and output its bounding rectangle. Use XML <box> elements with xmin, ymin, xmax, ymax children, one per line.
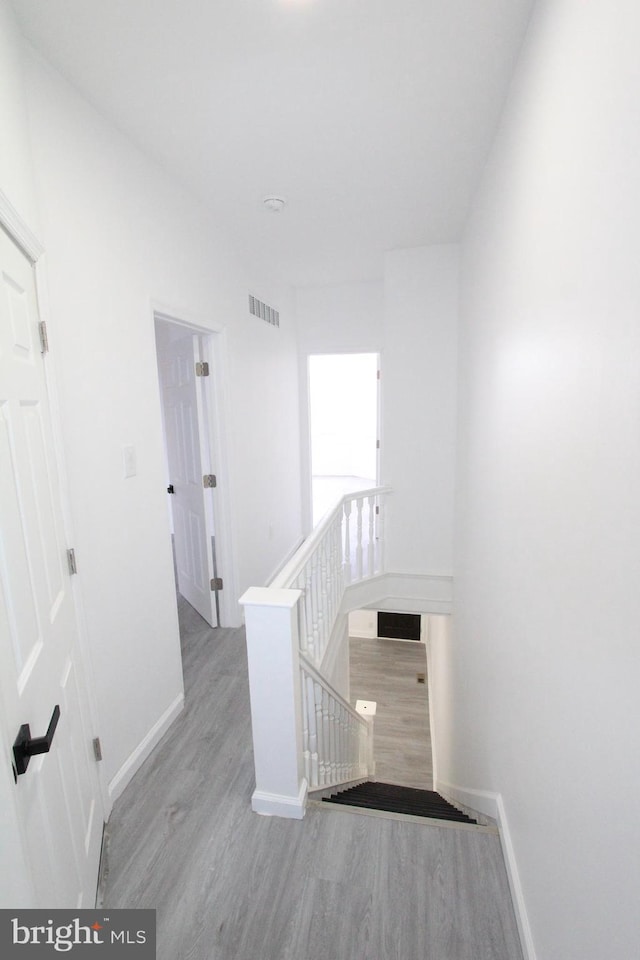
<box><xmin>273</xmin><ymin>485</ymin><xmax>391</xmax><ymax>667</ymax></box>
<box><xmin>271</xmin><ymin>485</ymin><xmax>391</xmax><ymax>589</ymax></box>
<box><xmin>240</xmin><ymin>485</ymin><xmax>390</xmax><ymax>817</ymax></box>
<box><xmin>299</xmin><ymin>652</ymin><xmax>373</xmax><ymax>790</ymax></box>
<box><xmin>299</xmin><ymin>653</ymin><xmax>365</xmax><ymax>724</ymax></box>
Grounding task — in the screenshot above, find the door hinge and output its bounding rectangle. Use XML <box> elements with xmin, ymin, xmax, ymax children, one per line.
<box><xmin>92</xmin><ymin>737</ymin><xmax>103</xmax><ymax>762</ymax></box>
<box><xmin>67</xmin><ymin>548</ymin><xmax>78</xmax><ymax>575</ymax></box>
<box><xmin>376</xmin><ymin>505</ymin><xmax>380</xmax><ymax>515</ymax></box>
<box><xmin>376</xmin><ymin>439</ymin><xmax>380</xmax><ymax>449</ymax></box>
<box><xmin>203</xmin><ymin>474</ymin><xmax>217</xmax><ymax>488</ymax></box>
<box><xmin>38</xmin><ymin>321</ymin><xmax>49</xmax><ymax>354</ymax></box>
<box><xmin>195</xmin><ymin>361</ymin><xmax>209</xmax><ymax>377</ymax></box>
<box><xmin>210</xmin><ymin>577</ymin><xmax>223</xmax><ymax>591</ymax></box>
<box><xmin>377</xmin><ymin>369</ymin><xmax>381</xmax><ymax>380</ymax></box>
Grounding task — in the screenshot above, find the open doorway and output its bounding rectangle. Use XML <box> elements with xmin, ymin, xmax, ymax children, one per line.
<box><xmin>308</xmin><ymin>353</ymin><xmax>379</xmax><ymax>525</ymax></box>
<box><xmin>348</xmin><ymin>609</ymin><xmax>433</xmax><ymax>790</ymax></box>
<box><xmin>155</xmin><ymin>315</ymin><xmax>224</xmax><ymax>629</ymax></box>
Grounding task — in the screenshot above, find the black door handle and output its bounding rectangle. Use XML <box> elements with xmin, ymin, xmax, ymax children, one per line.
<box><xmin>13</xmin><ymin>705</ymin><xmax>61</xmax><ymax>777</ymax></box>
<box><xmin>167</xmin><ymin>484</ymin><xmax>175</xmax><ymax>494</ymax></box>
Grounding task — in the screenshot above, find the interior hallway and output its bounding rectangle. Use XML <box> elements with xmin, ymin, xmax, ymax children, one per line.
<box><xmin>100</xmin><ymin>595</ymin><xmax>523</xmax><ymax>960</ymax></box>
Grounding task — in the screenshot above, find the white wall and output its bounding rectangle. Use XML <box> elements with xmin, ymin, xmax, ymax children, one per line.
<box><xmin>0</xmin><ymin>3</ymin><xmax>302</xmax><ymax>804</ymax></box>
<box><xmin>226</xmin><ymin>278</ymin><xmax>302</xmax><ymax>587</ymax></box>
<box><xmin>382</xmin><ymin>245</ymin><xmax>458</xmax><ymax>576</ymax></box>
<box><xmin>454</xmin><ymin>2</ymin><xmax>640</xmax><ymax>957</ymax></box>
<box><xmin>295</xmin><ymin>281</ymin><xmax>384</xmax><ymax>356</ymax></box>
<box><xmin>295</xmin><ymin>259</ymin><xmax>458</xmax><ymax>573</ymax></box>
<box><xmin>0</xmin><ymin>1</ymin><xmax>38</xmax><ymax>228</ymax></box>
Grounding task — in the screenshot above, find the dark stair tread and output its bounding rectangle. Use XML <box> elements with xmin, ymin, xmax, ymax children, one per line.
<box><xmin>322</xmin><ymin>781</ymin><xmax>477</xmax><ymax>824</ymax></box>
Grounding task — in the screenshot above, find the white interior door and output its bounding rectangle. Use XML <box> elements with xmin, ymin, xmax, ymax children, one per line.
<box><xmin>156</xmin><ymin>324</ymin><xmax>218</xmax><ymax>627</ymax></box>
<box><xmin>0</xmin><ymin>225</ymin><xmax>104</xmax><ymax>907</ymax></box>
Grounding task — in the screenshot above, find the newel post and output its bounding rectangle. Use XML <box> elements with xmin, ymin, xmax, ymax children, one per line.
<box><xmin>239</xmin><ymin>586</ymin><xmax>307</xmax><ymax>819</ymax></box>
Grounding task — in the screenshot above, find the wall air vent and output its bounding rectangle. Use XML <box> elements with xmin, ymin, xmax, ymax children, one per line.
<box><xmin>377</xmin><ymin>611</ymin><xmax>422</xmax><ymax>641</ymax></box>
<box><xmin>249</xmin><ymin>294</ymin><xmax>280</xmax><ymax>328</ymax></box>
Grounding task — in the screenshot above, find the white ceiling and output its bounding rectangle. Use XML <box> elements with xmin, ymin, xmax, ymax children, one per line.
<box><xmin>11</xmin><ymin>0</ymin><xmax>533</xmax><ymax>287</ymax></box>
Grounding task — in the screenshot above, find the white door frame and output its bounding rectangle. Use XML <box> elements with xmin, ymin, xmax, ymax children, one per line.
<box><xmin>0</xmin><ymin>189</ymin><xmax>108</xmax><ymax>900</ymax></box>
<box><xmin>152</xmin><ymin>305</ymin><xmax>239</xmax><ymax>628</ymax></box>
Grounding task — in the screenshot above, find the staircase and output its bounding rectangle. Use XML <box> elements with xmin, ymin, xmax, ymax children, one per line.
<box><xmin>322</xmin><ymin>781</ymin><xmax>478</xmax><ymax>824</ymax></box>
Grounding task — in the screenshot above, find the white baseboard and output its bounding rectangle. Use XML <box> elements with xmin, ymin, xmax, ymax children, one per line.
<box><xmin>251</xmin><ymin>779</ymin><xmax>308</xmax><ymax>819</ymax></box>
<box><xmin>342</xmin><ymin>572</ymin><xmax>453</xmax><ymax>615</ymax></box>
<box><xmin>436</xmin><ymin>780</ymin><xmax>536</xmax><ymax>960</ymax></box>
<box><xmin>108</xmin><ymin>693</ymin><xmax>184</xmax><ymax>804</ymax></box>
<box><xmin>436</xmin><ymin>779</ymin><xmax>499</xmax><ymax>820</ymax></box>
<box><xmin>495</xmin><ymin>794</ymin><xmax>537</xmax><ymax>960</ymax></box>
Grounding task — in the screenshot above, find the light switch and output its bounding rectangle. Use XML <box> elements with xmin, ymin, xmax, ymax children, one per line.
<box><xmin>123</xmin><ymin>444</ymin><xmax>137</xmax><ymax>478</ymax></box>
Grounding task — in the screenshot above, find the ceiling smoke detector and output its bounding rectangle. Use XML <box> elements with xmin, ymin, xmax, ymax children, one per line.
<box><xmin>263</xmin><ymin>195</ymin><xmax>286</xmax><ymax>213</ymax></box>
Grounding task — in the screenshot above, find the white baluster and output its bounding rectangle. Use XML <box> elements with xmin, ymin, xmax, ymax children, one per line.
<box><xmin>324</xmin><ymin>690</ymin><xmax>332</xmax><ymax>782</ymax></box>
<box><xmin>355</xmin><ymin>497</ymin><xmax>364</xmax><ymax>580</ymax></box>
<box><xmin>314</xmin><ymin>681</ymin><xmax>326</xmax><ymax>785</ymax></box>
<box><xmin>343</xmin><ymin>499</ymin><xmax>352</xmax><ymax>583</ymax></box>
<box><xmin>319</xmin><ymin>538</ymin><xmax>328</xmax><ymax>660</ymax></box>
<box><xmin>329</xmin><ymin>516</ymin><xmax>340</xmax><ymax>619</ymax></box>
<box><xmin>367</xmin><ymin>494</ymin><xmax>375</xmax><ymax>577</ymax></box>
<box><xmin>324</xmin><ymin>688</ymin><xmax>334</xmax><ymax>783</ymax></box>
<box><xmin>375</xmin><ymin>495</ymin><xmax>384</xmax><ymax>574</ymax></box>
<box><xmin>310</xmin><ymin>553</ymin><xmax>320</xmax><ymax>663</ymax></box>
<box><xmin>302</xmin><ymin>565</ymin><xmax>314</xmax><ymax>657</ymax></box>
<box><xmin>300</xmin><ymin>666</ymin><xmax>311</xmax><ymax>784</ymax></box>
<box><xmin>337</xmin><ymin>701</ymin><xmax>344</xmax><ymax>780</ymax></box>
<box><xmin>310</xmin><ymin>678</ymin><xmax>319</xmax><ymax>788</ymax></box>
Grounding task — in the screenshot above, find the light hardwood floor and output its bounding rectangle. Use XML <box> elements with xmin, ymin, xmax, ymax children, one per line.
<box><xmin>100</xmin><ymin>595</ymin><xmax>523</xmax><ymax>960</ymax></box>
<box><xmin>349</xmin><ymin>636</ymin><xmax>433</xmax><ymax>790</ymax></box>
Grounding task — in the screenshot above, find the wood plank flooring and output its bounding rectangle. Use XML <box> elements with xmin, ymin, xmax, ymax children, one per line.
<box><xmin>100</xmin><ymin>595</ymin><xmax>523</xmax><ymax>960</ymax></box>
<box><xmin>349</xmin><ymin>636</ymin><xmax>433</xmax><ymax>790</ymax></box>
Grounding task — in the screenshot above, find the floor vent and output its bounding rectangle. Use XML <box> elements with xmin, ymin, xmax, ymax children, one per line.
<box><xmin>249</xmin><ymin>294</ymin><xmax>280</xmax><ymax>327</ymax></box>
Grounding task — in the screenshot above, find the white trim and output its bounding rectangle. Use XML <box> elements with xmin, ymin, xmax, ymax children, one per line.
<box><xmin>240</xmin><ymin>586</ymin><xmax>302</xmax><ymax>609</ymax></box>
<box><xmin>151</xmin><ymin>305</ymin><xmax>241</xmax><ymax>628</ymax></box>
<box><xmin>436</xmin><ymin>780</ymin><xmax>537</xmax><ymax>960</ymax></box>
<box><xmin>436</xmin><ymin>779</ymin><xmax>499</xmax><ymax>820</ymax></box>
<box><xmin>108</xmin><ymin>693</ymin><xmax>184</xmax><ymax>803</ymax></box>
<box><xmin>200</xmin><ymin>325</ymin><xmax>240</xmax><ymax>627</ymax></box>
<box><xmin>424</xmin><ymin>624</ymin><xmax>438</xmax><ymax>785</ymax></box>
<box><xmin>251</xmin><ymin>779</ymin><xmax>308</xmax><ymax>819</ymax></box>
<box><xmin>152</xmin><ymin>301</ymin><xmax>226</xmax><ymax>336</ymax></box>
<box><xmin>341</xmin><ymin>572</ymin><xmax>453</xmax><ymax>615</ymax></box>
<box><xmin>0</xmin><ymin>189</ymin><xmax>44</xmax><ymax>263</ymax></box>
<box><xmin>496</xmin><ymin>794</ymin><xmax>538</xmax><ymax>960</ymax></box>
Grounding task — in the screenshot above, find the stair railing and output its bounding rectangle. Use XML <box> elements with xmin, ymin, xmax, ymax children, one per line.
<box><xmin>270</xmin><ymin>486</ymin><xmax>390</xmax><ymax>668</ymax></box>
<box><xmin>299</xmin><ymin>655</ymin><xmax>373</xmax><ymax>790</ymax></box>
<box><xmin>240</xmin><ymin>486</ymin><xmax>389</xmax><ymax>818</ymax></box>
